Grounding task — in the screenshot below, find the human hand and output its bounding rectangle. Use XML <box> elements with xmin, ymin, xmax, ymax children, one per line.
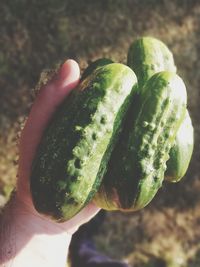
<box><xmin>16</xmin><ymin>59</ymin><xmax>100</xmax><ymax>235</ymax></box>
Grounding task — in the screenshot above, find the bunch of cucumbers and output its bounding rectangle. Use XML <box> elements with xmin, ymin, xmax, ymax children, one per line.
<box><xmin>30</xmin><ymin>37</ymin><xmax>194</xmax><ymax>222</ymax></box>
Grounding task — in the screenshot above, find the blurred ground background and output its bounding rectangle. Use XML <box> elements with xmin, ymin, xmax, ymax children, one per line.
<box><xmin>0</xmin><ymin>0</ymin><xmax>200</xmax><ymax>266</ymax></box>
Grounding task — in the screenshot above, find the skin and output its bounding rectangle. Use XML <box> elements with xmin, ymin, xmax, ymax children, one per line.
<box><xmin>0</xmin><ymin>59</ymin><xmax>100</xmax><ymax>267</ymax></box>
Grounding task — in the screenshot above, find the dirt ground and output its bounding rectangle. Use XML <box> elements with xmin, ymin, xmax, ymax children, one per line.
<box><xmin>0</xmin><ymin>1</ymin><xmax>200</xmax><ymax>266</ymax></box>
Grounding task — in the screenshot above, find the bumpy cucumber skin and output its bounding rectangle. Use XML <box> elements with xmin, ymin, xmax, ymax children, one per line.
<box><xmin>127</xmin><ymin>36</ymin><xmax>193</xmax><ymax>183</ymax></box>
<box><xmin>30</xmin><ymin>63</ymin><xmax>137</xmax><ymax>221</ymax></box>
<box><xmin>165</xmin><ymin>110</ymin><xmax>194</xmax><ymax>182</ymax></box>
<box><xmin>127</xmin><ymin>36</ymin><xmax>176</xmax><ymax>88</ymax></box>
<box><xmin>94</xmin><ymin>71</ymin><xmax>187</xmax><ymax>211</ymax></box>
<box><xmin>81</xmin><ymin>58</ymin><xmax>113</xmax><ymax>81</ymax></box>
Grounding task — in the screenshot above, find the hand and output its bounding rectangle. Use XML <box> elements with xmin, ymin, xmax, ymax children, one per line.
<box><xmin>0</xmin><ymin>60</ymin><xmax>101</xmax><ymax>267</ymax></box>
<box><xmin>16</xmin><ymin>59</ymin><xmax>100</xmax><ymax>234</ymax></box>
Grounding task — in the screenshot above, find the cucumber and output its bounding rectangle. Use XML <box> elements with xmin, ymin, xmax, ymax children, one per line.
<box><xmin>81</xmin><ymin>58</ymin><xmax>113</xmax><ymax>81</ymax></box>
<box><xmin>165</xmin><ymin>110</ymin><xmax>194</xmax><ymax>182</ymax></box>
<box><xmin>94</xmin><ymin>71</ymin><xmax>187</xmax><ymax>211</ymax></box>
<box><xmin>127</xmin><ymin>36</ymin><xmax>176</xmax><ymax>88</ymax></box>
<box><xmin>30</xmin><ymin>63</ymin><xmax>137</xmax><ymax>221</ymax></box>
<box><xmin>127</xmin><ymin>36</ymin><xmax>193</xmax><ymax>183</ymax></box>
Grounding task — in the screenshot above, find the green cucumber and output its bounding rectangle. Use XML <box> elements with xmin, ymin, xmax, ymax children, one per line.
<box><xmin>30</xmin><ymin>63</ymin><xmax>137</xmax><ymax>221</ymax></box>
<box><xmin>127</xmin><ymin>36</ymin><xmax>193</xmax><ymax>183</ymax></box>
<box><xmin>81</xmin><ymin>58</ymin><xmax>113</xmax><ymax>81</ymax></box>
<box><xmin>165</xmin><ymin>110</ymin><xmax>194</xmax><ymax>182</ymax></box>
<box><xmin>94</xmin><ymin>71</ymin><xmax>187</xmax><ymax>211</ymax></box>
<box><xmin>127</xmin><ymin>36</ymin><xmax>176</xmax><ymax>88</ymax></box>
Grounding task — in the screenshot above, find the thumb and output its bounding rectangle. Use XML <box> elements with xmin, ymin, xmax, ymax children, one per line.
<box><xmin>17</xmin><ymin>59</ymin><xmax>80</xmax><ymax>200</ymax></box>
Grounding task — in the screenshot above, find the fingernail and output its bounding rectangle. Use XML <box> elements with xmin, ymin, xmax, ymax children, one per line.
<box><xmin>59</xmin><ymin>59</ymin><xmax>80</xmax><ymax>87</ymax></box>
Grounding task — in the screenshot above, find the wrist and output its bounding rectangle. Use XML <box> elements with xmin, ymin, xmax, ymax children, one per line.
<box><xmin>1</xmin><ymin>191</ymin><xmax>72</xmax><ymax>267</ymax></box>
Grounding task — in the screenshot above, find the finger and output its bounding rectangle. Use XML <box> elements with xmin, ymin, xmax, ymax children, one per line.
<box><xmin>18</xmin><ymin>59</ymin><xmax>80</xmax><ymax>194</ymax></box>
<box><xmin>60</xmin><ymin>202</ymin><xmax>101</xmax><ymax>234</ymax></box>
